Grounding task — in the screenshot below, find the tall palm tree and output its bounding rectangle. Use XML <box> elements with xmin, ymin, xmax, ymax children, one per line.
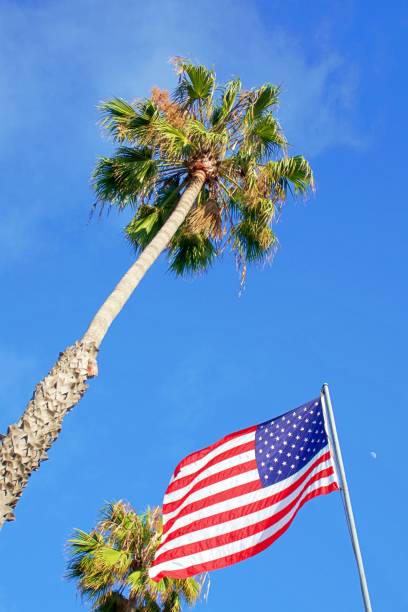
<box><xmin>0</xmin><ymin>59</ymin><xmax>314</xmax><ymax>527</ymax></box>
<box><xmin>66</xmin><ymin>501</ymin><xmax>205</xmax><ymax>611</ymax></box>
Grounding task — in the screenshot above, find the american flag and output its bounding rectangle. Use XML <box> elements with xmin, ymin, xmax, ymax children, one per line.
<box><xmin>149</xmin><ymin>397</ymin><xmax>339</xmax><ymax>580</ymax></box>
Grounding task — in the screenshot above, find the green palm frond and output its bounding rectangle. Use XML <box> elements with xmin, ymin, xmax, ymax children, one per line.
<box><xmin>127</xmin><ymin>206</ymin><xmax>160</xmax><ymax>240</ymax></box>
<box><xmin>176</xmin><ymin>578</ymin><xmax>201</xmax><ymax>604</ymax></box>
<box><xmin>187</xmin><ymin>119</ymin><xmax>228</xmax><ymax>150</ymax></box>
<box><xmin>99</xmin><ymin>98</ymin><xmax>137</xmax><ymax>140</ymax></box>
<box><xmin>239</xmin><ymin>196</ymin><xmax>276</xmax><ymax>224</ymax></box>
<box><xmin>245</xmin><ymin>115</ymin><xmax>287</xmax><ymax>157</ymax></box>
<box><xmin>93</xmin><ymin>147</ymin><xmax>158</xmax><ymax>208</ymax></box>
<box><xmin>68</xmin><ymin>529</ymin><xmax>103</xmax><ymax>555</ymax></box>
<box><xmin>152</xmin><ymin>120</ymin><xmax>193</xmax><ymax>157</ymax></box>
<box><xmin>211</xmin><ymin>78</ymin><xmax>242</xmax><ymax>127</ymax></box>
<box><xmin>264</xmin><ymin>155</ymin><xmax>314</xmax><ymax>195</ymax></box>
<box><xmin>126</xmin><ymin>178</ymin><xmax>182</xmax><ymax>252</ymax></box>
<box><xmin>173</xmin><ymin>58</ymin><xmax>215</xmax><ymax>107</ymax></box>
<box><xmin>169</xmin><ymin>232</ymin><xmax>216</xmax><ymax>275</ymax></box>
<box><xmin>94</xmin><ymin>591</ymin><xmax>128</xmax><ymax>612</ymax></box>
<box><xmin>233</xmin><ymin>218</ymin><xmax>277</xmax><ymax>263</ymax></box>
<box><xmin>95</xmin><ymin>547</ymin><xmax>132</xmax><ymax>574</ymax></box>
<box><xmin>100</xmin><ymin>98</ymin><xmax>158</xmax><ymax>142</ymax></box>
<box><xmin>162</xmin><ymin>591</ymin><xmax>182</xmax><ymax>612</ymax></box>
<box><xmin>247</xmin><ymin>84</ymin><xmax>280</xmax><ymax>121</ymax></box>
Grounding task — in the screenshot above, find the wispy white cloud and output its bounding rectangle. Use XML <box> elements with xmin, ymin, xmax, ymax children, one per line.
<box><xmin>0</xmin><ymin>0</ymin><xmax>360</xmax><ymax>263</ymax></box>
<box><xmin>0</xmin><ymin>0</ymin><xmax>359</xmax><ymax>149</ymax></box>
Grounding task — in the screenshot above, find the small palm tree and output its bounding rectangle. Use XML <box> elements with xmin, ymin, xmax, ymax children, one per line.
<box><xmin>66</xmin><ymin>501</ymin><xmax>204</xmax><ymax>612</ymax></box>
<box><xmin>0</xmin><ymin>59</ymin><xmax>314</xmax><ymax>527</ymax></box>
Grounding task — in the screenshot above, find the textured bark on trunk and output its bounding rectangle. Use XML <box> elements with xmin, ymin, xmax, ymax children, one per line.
<box><xmin>0</xmin><ymin>341</ymin><xmax>98</xmax><ymax>524</ymax></box>
<box><xmin>0</xmin><ymin>172</ymin><xmax>205</xmax><ymax>528</ymax></box>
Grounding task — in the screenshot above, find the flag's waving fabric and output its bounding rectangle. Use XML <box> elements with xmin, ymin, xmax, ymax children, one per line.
<box><xmin>149</xmin><ymin>397</ymin><xmax>339</xmax><ymax>580</ymax></box>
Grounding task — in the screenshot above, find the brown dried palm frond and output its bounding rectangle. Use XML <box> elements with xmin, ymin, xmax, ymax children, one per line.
<box><xmin>186</xmin><ymin>198</ymin><xmax>223</xmax><ymax>239</ymax></box>
<box><xmin>151</xmin><ymin>86</ymin><xmax>186</xmax><ymax>129</ymax></box>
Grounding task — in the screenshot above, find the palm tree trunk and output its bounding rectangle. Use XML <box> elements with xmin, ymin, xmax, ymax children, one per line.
<box><xmin>0</xmin><ymin>172</ymin><xmax>205</xmax><ymax>528</ymax></box>
<box><xmin>84</xmin><ymin>171</ymin><xmax>205</xmax><ymax>348</ymax></box>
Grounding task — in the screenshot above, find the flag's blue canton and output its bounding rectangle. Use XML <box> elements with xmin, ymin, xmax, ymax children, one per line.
<box><xmin>255</xmin><ymin>398</ymin><xmax>328</xmax><ymax>487</ymax></box>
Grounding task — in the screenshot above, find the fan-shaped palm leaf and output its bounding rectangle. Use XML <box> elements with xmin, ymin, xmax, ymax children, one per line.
<box><xmin>173</xmin><ymin>58</ymin><xmax>215</xmax><ymax>107</ymax></box>
<box><xmin>211</xmin><ymin>78</ymin><xmax>242</xmax><ymax>127</ymax></box>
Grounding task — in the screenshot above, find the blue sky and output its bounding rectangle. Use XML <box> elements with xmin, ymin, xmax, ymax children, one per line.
<box><xmin>0</xmin><ymin>0</ymin><xmax>407</xmax><ymax>609</ymax></box>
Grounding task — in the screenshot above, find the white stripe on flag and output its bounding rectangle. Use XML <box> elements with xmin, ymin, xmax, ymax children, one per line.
<box><xmin>164</xmin><ymin>449</ymin><xmax>256</xmax><ymax>504</ymax></box>
<box><xmin>171</xmin><ymin>431</ymin><xmax>255</xmax><ymax>481</ymax></box>
<box><xmin>164</xmin><ymin>468</ymin><xmax>260</xmax><ymax>522</ymax></box>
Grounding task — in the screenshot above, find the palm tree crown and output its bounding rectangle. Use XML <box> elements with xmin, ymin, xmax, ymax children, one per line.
<box><xmin>66</xmin><ymin>501</ymin><xmax>205</xmax><ymax>611</ymax></box>
<box><xmin>94</xmin><ymin>57</ymin><xmax>314</xmax><ymax>278</ymax></box>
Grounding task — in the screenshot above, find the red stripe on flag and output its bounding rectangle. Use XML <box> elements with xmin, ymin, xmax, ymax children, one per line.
<box><xmin>163</xmin><ymin>460</ymin><xmax>257</xmax><ymax>515</ymax></box>
<box><xmin>166</xmin><ymin>441</ymin><xmax>255</xmax><ymax>495</ymax></box>
<box><xmin>163</xmin><ymin>479</ymin><xmax>262</xmax><ymax>535</ymax></box>
<box><xmin>172</xmin><ymin>426</ymin><xmax>257</xmax><ymax>476</ymax></box>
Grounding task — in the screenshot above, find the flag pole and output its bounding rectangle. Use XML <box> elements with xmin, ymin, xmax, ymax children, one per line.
<box><xmin>321</xmin><ymin>383</ymin><xmax>373</xmax><ymax>612</ymax></box>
